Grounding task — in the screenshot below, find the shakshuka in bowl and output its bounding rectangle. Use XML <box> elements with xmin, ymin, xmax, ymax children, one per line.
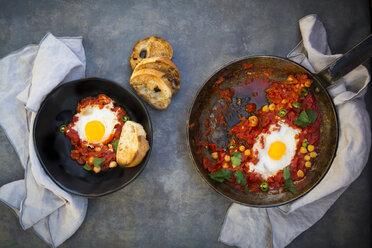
<box><xmin>33</xmin><ymin>77</ymin><xmax>152</xmax><ymax>197</ymax></box>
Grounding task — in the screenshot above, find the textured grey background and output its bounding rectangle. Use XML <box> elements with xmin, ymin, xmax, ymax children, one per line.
<box><xmin>0</xmin><ymin>0</ymin><xmax>371</xmax><ymax>247</ymax></box>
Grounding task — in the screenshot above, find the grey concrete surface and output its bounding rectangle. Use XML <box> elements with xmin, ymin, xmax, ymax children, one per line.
<box><xmin>0</xmin><ymin>0</ymin><xmax>371</xmax><ymax>247</ymax></box>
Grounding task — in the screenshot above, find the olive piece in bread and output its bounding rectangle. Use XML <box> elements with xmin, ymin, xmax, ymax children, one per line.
<box><xmin>133</xmin><ymin>57</ymin><xmax>181</xmax><ymax>94</ymax></box>
<box><xmin>129</xmin><ymin>36</ymin><xmax>173</xmax><ymax>70</ymax></box>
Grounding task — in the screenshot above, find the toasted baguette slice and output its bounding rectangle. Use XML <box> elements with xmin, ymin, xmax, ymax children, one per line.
<box><xmin>134</xmin><ymin>57</ymin><xmax>181</xmax><ymax>94</ymax></box>
<box><xmin>130</xmin><ymin>69</ymin><xmax>172</xmax><ymax>110</ymax></box>
<box><xmin>131</xmin><ymin>66</ymin><xmax>176</xmax><ymax>96</ymax></box>
<box><xmin>116</xmin><ymin>121</ymin><xmax>149</xmax><ymax>167</ymax></box>
<box><xmin>130</xmin><ymin>36</ymin><xmax>173</xmax><ymax>70</ymax></box>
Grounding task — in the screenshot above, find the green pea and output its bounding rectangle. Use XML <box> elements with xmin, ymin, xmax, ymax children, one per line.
<box><xmin>228</xmin><ymin>142</ymin><xmax>236</xmax><ymax>149</ymax></box>
<box><xmin>121</xmin><ymin>116</ymin><xmax>130</xmax><ymax>122</ymax></box>
<box><xmin>260</xmin><ymin>182</ymin><xmax>269</xmax><ymax>192</ymax></box>
<box><xmin>292</xmin><ymin>102</ymin><xmax>301</xmax><ymax>108</ymax></box>
<box><xmin>302</xmin><ymin>141</ymin><xmax>309</xmax><ymax>147</ymax></box>
<box><xmin>278</xmin><ymin>109</ymin><xmax>287</xmax><ymax>118</ymax></box>
<box><xmin>59</xmin><ymin>124</ymin><xmax>66</xmax><ymax>133</ymax></box>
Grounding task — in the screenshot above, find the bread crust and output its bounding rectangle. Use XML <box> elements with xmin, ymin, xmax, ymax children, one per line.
<box><xmin>129</xmin><ymin>36</ymin><xmax>173</xmax><ymax>70</ymax></box>
<box><xmin>126</xmin><ymin>135</ymin><xmax>149</xmax><ymax>167</ymax></box>
<box><xmin>134</xmin><ymin>57</ymin><xmax>181</xmax><ymax>94</ymax></box>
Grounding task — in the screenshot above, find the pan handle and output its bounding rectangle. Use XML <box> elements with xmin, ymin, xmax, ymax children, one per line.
<box><xmin>317</xmin><ymin>33</ymin><xmax>372</xmax><ymax>87</ymax></box>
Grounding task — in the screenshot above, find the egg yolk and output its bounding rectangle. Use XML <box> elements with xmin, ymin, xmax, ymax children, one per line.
<box><xmin>268</xmin><ymin>141</ymin><xmax>286</xmax><ymax>160</ymax></box>
<box><xmin>85</xmin><ymin>120</ymin><xmax>105</xmax><ymax>142</ymax></box>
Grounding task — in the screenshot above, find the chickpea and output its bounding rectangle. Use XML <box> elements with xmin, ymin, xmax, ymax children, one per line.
<box><xmin>262</xmin><ymin>105</ymin><xmax>269</xmax><ymax>112</ymax></box>
<box><xmin>222</xmin><ymin>162</ymin><xmax>229</xmax><ymax>168</ymax></box>
<box><xmin>244</xmin><ymin>149</ymin><xmax>251</xmax><ymax>156</ymax></box>
<box><xmin>88</xmin><ymin>157</ymin><xmax>94</xmax><ymax>164</ymax></box>
<box><xmin>211</xmin><ymin>152</ymin><xmax>218</xmax><ymax>160</ymax></box>
<box><xmin>307</xmin><ymin>145</ymin><xmax>315</xmax><ymax>152</ymax></box>
<box><xmin>109</xmin><ymin>161</ymin><xmax>117</xmax><ymax>168</ymax></box>
<box><xmin>297</xmin><ymin>170</ymin><xmax>304</xmax><ymax>178</ymax></box>
<box><xmin>310</xmin><ymin>152</ymin><xmax>317</xmax><ymax>158</ymax></box>
<box><xmin>93</xmin><ymin>166</ymin><xmax>101</xmax><ymax>173</ymax></box>
<box><xmin>94</xmin><ymin>146</ymin><xmax>101</xmax><ymax>152</ymax></box>
<box><xmin>239</xmin><ymin>145</ymin><xmax>246</xmax><ymax>152</ymax></box>
<box><xmin>300</xmin><ymin>147</ymin><xmax>307</xmax><ymax>154</ymax></box>
<box><xmin>305</xmin><ymin>161</ymin><xmax>311</xmax><ymax>168</ymax></box>
<box><xmin>224</xmin><ymin>155</ymin><xmax>231</xmax><ymax>162</ymax></box>
<box><xmin>304</xmin><ymin>155</ymin><xmax>311</xmax><ymax>161</ymax></box>
<box><xmin>269</xmin><ymin>103</ymin><xmax>276</xmax><ymax>111</ymax></box>
<box><xmin>248</xmin><ymin>116</ymin><xmax>259</xmax><ymax>127</ymax></box>
<box><xmin>304</xmin><ymin>79</ymin><xmax>312</xmax><ymax>87</ymax></box>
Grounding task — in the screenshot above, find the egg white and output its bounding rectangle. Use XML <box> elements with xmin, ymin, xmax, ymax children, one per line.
<box><xmin>72</xmin><ymin>102</ymin><xmax>120</xmax><ymax>145</ymax></box>
<box><xmin>248</xmin><ymin>121</ymin><xmax>301</xmax><ymax>179</ymax></box>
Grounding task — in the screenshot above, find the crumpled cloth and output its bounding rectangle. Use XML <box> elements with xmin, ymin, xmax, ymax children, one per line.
<box><xmin>0</xmin><ymin>33</ymin><xmax>88</xmax><ymax>247</ymax></box>
<box><xmin>219</xmin><ymin>14</ymin><xmax>371</xmax><ymax>248</ymax></box>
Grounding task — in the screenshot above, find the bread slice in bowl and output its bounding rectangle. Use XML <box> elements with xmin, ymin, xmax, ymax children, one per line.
<box><xmin>116</xmin><ymin>121</ymin><xmax>149</xmax><ymax>167</ymax></box>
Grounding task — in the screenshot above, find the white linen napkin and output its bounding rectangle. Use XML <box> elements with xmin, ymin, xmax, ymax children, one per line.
<box><xmin>0</xmin><ymin>33</ymin><xmax>88</xmax><ymax>247</ymax></box>
<box><xmin>219</xmin><ymin>14</ymin><xmax>371</xmax><ymax>248</ymax></box>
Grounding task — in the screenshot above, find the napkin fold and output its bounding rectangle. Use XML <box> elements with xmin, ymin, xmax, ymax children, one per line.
<box><xmin>219</xmin><ymin>14</ymin><xmax>371</xmax><ymax>248</ymax></box>
<box><xmin>0</xmin><ymin>33</ymin><xmax>88</xmax><ymax>247</ymax></box>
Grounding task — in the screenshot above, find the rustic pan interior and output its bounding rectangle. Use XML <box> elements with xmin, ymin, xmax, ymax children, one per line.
<box><xmin>187</xmin><ymin>57</ymin><xmax>338</xmax><ymax>207</ymax></box>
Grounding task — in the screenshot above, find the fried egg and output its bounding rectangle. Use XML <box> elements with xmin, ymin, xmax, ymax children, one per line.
<box><xmin>72</xmin><ymin>102</ymin><xmax>120</xmax><ymax>146</ymax></box>
<box><xmin>248</xmin><ymin>121</ymin><xmax>301</xmax><ymax>179</ymax></box>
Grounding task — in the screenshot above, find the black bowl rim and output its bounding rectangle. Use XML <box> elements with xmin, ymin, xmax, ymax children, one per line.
<box><xmin>186</xmin><ymin>55</ymin><xmax>338</xmax><ymax>208</ymax></box>
<box><xmin>33</xmin><ymin>77</ymin><xmax>153</xmax><ymax>197</ymax></box>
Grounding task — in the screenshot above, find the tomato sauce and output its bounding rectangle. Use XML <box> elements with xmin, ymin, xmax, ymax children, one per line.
<box><xmin>200</xmin><ymin>68</ymin><xmax>321</xmax><ymax>193</ymax></box>
<box><xmin>65</xmin><ymin>94</ymin><xmax>127</xmax><ymax>172</ymax></box>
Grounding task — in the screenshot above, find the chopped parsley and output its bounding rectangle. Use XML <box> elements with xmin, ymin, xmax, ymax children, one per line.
<box><xmin>294</xmin><ymin>109</ymin><xmax>317</xmax><ymax>127</ymax></box>
<box><xmin>244</xmin><ymin>185</ymin><xmax>249</xmax><ymax>194</ymax></box>
<box><xmin>111</xmin><ymin>139</ymin><xmax>119</xmax><ymax>152</ymax></box>
<box><xmin>93</xmin><ymin>158</ymin><xmax>105</xmax><ymax>168</ymax></box>
<box><xmin>283</xmin><ymin>166</ymin><xmax>297</xmax><ymax>194</ymax></box>
<box><xmin>231</xmin><ymin>152</ymin><xmax>242</xmax><ymax>167</ymax></box>
<box><xmin>209</xmin><ymin>169</ymin><xmax>233</xmax><ymax>183</ymax></box>
<box><xmin>234</xmin><ymin>170</ymin><xmax>246</xmax><ymax>186</ymax></box>
<box><xmin>83</xmin><ymin>163</ymin><xmax>92</xmax><ymax>171</ymax></box>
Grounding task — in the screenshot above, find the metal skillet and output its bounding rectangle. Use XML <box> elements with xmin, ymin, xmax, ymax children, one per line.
<box><xmin>187</xmin><ymin>34</ymin><xmax>372</xmax><ymax>207</ymax></box>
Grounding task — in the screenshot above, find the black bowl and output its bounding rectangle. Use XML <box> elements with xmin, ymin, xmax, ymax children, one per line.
<box><xmin>33</xmin><ymin>77</ymin><xmax>152</xmax><ymax>197</ymax></box>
